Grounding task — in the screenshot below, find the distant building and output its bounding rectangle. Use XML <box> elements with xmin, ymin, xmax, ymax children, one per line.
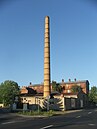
<box><xmin>60</xmin><ymin>79</ymin><xmax>89</xmax><ymax>94</ymax></box>
<box><xmin>19</xmin><ymin>16</ymin><xmax>90</xmax><ymax>111</ymax></box>
<box><xmin>20</xmin><ymin>79</ymin><xmax>89</xmax><ymax>111</ymax></box>
<box><xmin>21</xmin><ymin>79</ymin><xmax>89</xmax><ymax>95</ymax></box>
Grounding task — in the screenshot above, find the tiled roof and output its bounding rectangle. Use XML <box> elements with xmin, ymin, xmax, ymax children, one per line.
<box><xmin>60</xmin><ymin>80</ymin><xmax>89</xmax><ymax>84</ymax></box>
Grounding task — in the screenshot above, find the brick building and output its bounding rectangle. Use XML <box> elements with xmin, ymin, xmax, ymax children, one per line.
<box><xmin>20</xmin><ymin>79</ymin><xmax>89</xmax><ymax>110</ymax></box>
<box><xmin>20</xmin><ymin>79</ymin><xmax>89</xmax><ymax>95</ymax></box>
<box><xmin>60</xmin><ymin>79</ymin><xmax>89</xmax><ymax>94</ymax></box>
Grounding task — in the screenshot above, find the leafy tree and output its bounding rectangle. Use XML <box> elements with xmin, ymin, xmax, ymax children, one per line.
<box><xmin>71</xmin><ymin>85</ymin><xmax>82</xmax><ymax>93</ymax></box>
<box><xmin>52</xmin><ymin>81</ymin><xmax>62</xmax><ymax>93</ymax></box>
<box><xmin>52</xmin><ymin>81</ymin><xmax>57</xmax><ymax>91</ymax></box>
<box><xmin>0</xmin><ymin>80</ymin><xmax>20</xmax><ymax>106</ymax></box>
<box><xmin>88</xmin><ymin>86</ymin><xmax>97</xmax><ymax>103</ymax></box>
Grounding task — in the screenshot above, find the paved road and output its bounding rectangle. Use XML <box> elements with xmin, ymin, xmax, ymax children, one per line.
<box><xmin>0</xmin><ymin>108</ymin><xmax>97</xmax><ymax>129</ymax></box>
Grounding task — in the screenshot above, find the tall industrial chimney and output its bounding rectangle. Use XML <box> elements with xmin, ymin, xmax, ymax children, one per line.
<box><xmin>44</xmin><ymin>16</ymin><xmax>51</xmax><ymax>97</ymax></box>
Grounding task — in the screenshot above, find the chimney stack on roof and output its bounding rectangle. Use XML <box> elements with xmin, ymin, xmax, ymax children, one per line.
<box><xmin>62</xmin><ymin>79</ymin><xmax>64</xmax><ymax>83</ymax></box>
<box><xmin>69</xmin><ymin>79</ymin><xmax>71</xmax><ymax>82</ymax></box>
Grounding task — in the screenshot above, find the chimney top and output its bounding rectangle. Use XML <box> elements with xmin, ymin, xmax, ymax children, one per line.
<box><xmin>45</xmin><ymin>16</ymin><xmax>49</xmax><ymax>18</ymax></box>
<box><xmin>62</xmin><ymin>79</ymin><xmax>64</xmax><ymax>83</ymax></box>
<box><xmin>69</xmin><ymin>79</ymin><xmax>71</xmax><ymax>82</ymax></box>
<box><xmin>29</xmin><ymin>82</ymin><xmax>32</xmax><ymax>86</ymax></box>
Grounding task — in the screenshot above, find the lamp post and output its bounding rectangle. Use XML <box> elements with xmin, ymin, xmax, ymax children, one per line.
<box><xmin>38</xmin><ymin>99</ymin><xmax>40</xmax><ymax>113</ymax></box>
<box><xmin>36</xmin><ymin>97</ymin><xmax>40</xmax><ymax>113</ymax></box>
<box><xmin>46</xmin><ymin>96</ymin><xmax>50</xmax><ymax>111</ymax></box>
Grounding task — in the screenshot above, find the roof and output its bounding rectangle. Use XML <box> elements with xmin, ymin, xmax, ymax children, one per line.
<box><xmin>60</xmin><ymin>80</ymin><xmax>89</xmax><ymax>85</ymax></box>
<box><xmin>31</xmin><ymin>84</ymin><xmax>44</xmax><ymax>87</ymax></box>
<box><xmin>24</xmin><ymin>80</ymin><xmax>89</xmax><ymax>87</ymax></box>
<box><xmin>63</xmin><ymin>93</ymin><xmax>78</xmax><ymax>95</ymax></box>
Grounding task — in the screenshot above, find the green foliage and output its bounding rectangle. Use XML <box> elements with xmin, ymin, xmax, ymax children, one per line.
<box><xmin>52</xmin><ymin>81</ymin><xmax>62</xmax><ymax>93</ymax></box>
<box><xmin>0</xmin><ymin>80</ymin><xmax>20</xmax><ymax>106</ymax></box>
<box><xmin>71</xmin><ymin>85</ymin><xmax>82</xmax><ymax>93</ymax></box>
<box><xmin>88</xmin><ymin>86</ymin><xmax>97</xmax><ymax>103</ymax></box>
<box><xmin>52</xmin><ymin>81</ymin><xmax>57</xmax><ymax>91</ymax></box>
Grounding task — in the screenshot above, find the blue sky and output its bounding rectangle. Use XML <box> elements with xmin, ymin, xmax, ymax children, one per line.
<box><xmin>0</xmin><ymin>0</ymin><xmax>97</xmax><ymax>87</ymax></box>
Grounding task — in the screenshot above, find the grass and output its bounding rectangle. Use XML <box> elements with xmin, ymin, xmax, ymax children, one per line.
<box><xmin>18</xmin><ymin>110</ymin><xmax>55</xmax><ymax>117</ymax></box>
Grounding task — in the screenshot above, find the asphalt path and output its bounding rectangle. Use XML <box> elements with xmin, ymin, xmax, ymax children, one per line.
<box><xmin>0</xmin><ymin>108</ymin><xmax>97</xmax><ymax>129</ymax></box>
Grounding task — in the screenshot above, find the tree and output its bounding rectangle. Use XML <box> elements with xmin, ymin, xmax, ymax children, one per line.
<box><xmin>0</xmin><ymin>80</ymin><xmax>20</xmax><ymax>106</ymax></box>
<box><xmin>52</xmin><ymin>81</ymin><xmax>62</xmax><ymax>93</ymax></box>
<box><xmin>52</xmin><ymin>81</ymin><xmax>57</xmax><ymax>91</ymax></box>
<box><xmin>71</xmin><ymin>85</ymin><xmax>82</xmax><ymax>93</ymax></box>
<box><xmin>88</xmin><ymin>86</ymin><xmax>97</xmax><ymax>103</ymax></box>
